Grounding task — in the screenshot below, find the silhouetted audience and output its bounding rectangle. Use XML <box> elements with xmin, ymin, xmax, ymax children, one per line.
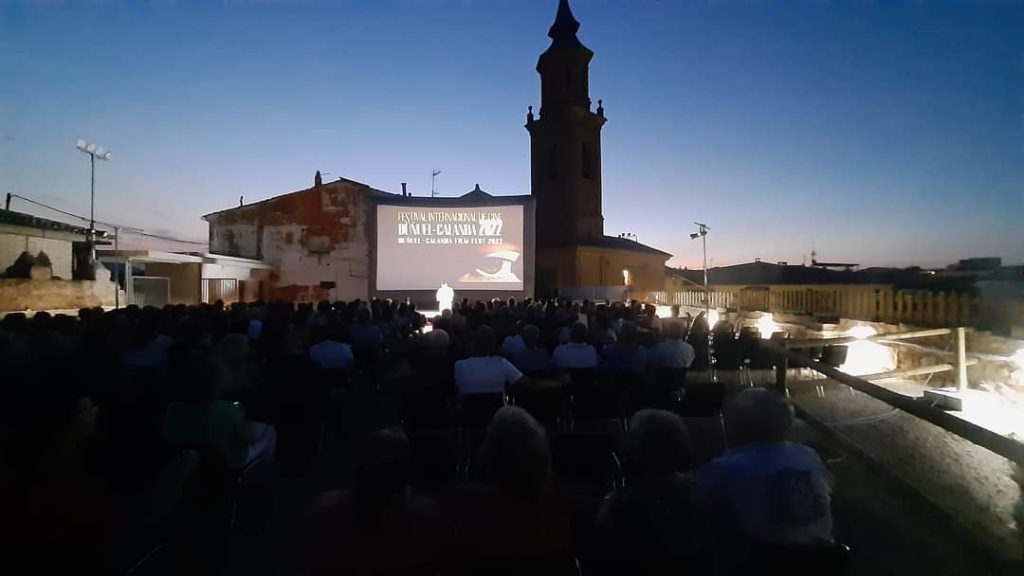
<box><xmin>452</xmin><ymin>406</ymin><xmax>575</xmax><ymax>570</ymax></box>
<box><xmin>553</xmin><ymin>322</ymin><xmax>600</xmax><ymax>369</ymax></box>
<box><xmin>649</xmin><ymin>320</ymin><xmax>695</xmax><ymax>369</ymax></box>
<box><xmin>595</xmin><ymin>409</ymin><xmax>703</xmax><ymax>573</ymax></box>
<box><xmin>0</xmin><ymin>297</ymin><xmax>842</xmax><ymax>575</ymax></box>
<box><xmin>511</xmin><ymin>324</ymin><xmax>553</xmax><ymax>376</ymax></box>
<box><xmin>454</xmin><ymin>325</ymin><xmax>524</xmax><ymax>395</ymax></box>
<box><xmin>302</xmin><ymin>428</ymin><xmax>450</xmax><ymax>575</ymax></box>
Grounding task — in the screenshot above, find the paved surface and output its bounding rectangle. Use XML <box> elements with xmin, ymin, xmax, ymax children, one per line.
<box><xmin>789</xmin><ymin>376</ymin><xmax>1022</xmax><ymax>575</ymax></box>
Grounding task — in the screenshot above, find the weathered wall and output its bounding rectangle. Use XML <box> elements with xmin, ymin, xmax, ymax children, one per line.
<box><xmin>0</xmin><ymin>232</ymin><xmax>74</xmax><ymax>279</ymax></box>
<box><xmin>537</xmin><ymin>245</ymin><xmax>667</xmax><ymax>299</ymax></box>
<box><xmin>206</xmin><ymin>180</ymin><xmax>375</xmax><ymax>302</ymax></box>
<box><xmin>146</xmin><ymin>262</ymin><xmax>202</xmax><ymax>305</ymax></box>
<box><xmin>0</xmin><ymin>277</ymin><xmax>118</xmax><ymax>312</ymax></box>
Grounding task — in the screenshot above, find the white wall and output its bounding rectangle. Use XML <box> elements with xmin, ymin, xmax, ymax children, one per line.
<box><xmin>202</xmin><ymin>262</ymin><xmax>255</xmax><ymax>281</ymax></box>
<box><xmin>0</xmin><ymin>233</ymin><xmax>74</xmax><ymax>279</ymax></box>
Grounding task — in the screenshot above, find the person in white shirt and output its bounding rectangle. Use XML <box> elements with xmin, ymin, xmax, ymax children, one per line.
<box><xmin>455</xmin><ymin>325</ymin><xmax>524</xmax><ymax>395</ymax></box>
<box><xmin>308</xmin><ymin>325</ymin><xmax>355</xmax><ymax>369</ymax></box>
<box><xmin>649</xmin><ymin>322</ymin><xmax>695</xmax><ymax>369</ymax></box>
<box><xmin>436</xmin><ymin>282</ymin><xmax>455</xmax><ymax>313</ymax></box>
<box><xmin>552</xmin><ymin>323</ymin><xmax>600</xmax><ymax>369</ymax></box>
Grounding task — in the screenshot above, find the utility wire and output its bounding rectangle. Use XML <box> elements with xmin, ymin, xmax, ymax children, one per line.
<box><xmin>7</xmin><ymin>193</ymin><xmax>207</xmax><ymax>246</ymax></box>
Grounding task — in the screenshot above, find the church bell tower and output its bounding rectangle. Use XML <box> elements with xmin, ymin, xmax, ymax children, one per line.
<box><xmin>526</xmin><ymin>0</ymin><xmax>606</xmax><ymax>249</ymax></box>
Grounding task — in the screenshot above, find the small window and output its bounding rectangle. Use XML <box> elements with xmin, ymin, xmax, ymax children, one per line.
<box><xmin>581</xmin><ymin>142</ymin><xmax>591</xmax><ymax>179</ymax></box>
<box><xmin>548</xmin><ymin>145</ymin><xmax>557</xmax><ymax>180</ymax></box>
<box><xmin>623</xmin><ymin>269</ymin><xmax>632</xmax><ymax>287</ymax></box>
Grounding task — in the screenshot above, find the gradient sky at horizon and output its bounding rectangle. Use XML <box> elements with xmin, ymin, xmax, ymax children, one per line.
<box><xmin>2</xmin><ymin>0</ymin><xmax>1022</xmax><ymax>269</ymax></box>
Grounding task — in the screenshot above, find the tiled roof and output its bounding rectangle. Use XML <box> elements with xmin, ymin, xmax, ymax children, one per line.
<box><xmin>0</xmin><ymin>209</ymin><xmax>91</xmax><ymax>236</ymax></box>
<box><xmin>580</xmin><ymin>235</ymin><xmax>672</xmax><ymax>257</ymax></box>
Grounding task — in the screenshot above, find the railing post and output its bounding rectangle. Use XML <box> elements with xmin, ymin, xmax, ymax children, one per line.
<box><xmin>956</xmin><ymin>326</ymin><xmax>968</xmax><ymax>393</ymax></box>
<box><xmin>775</xmin><ymin>342</ymin><xmax>789</xmax><ymax>394</ymax></box>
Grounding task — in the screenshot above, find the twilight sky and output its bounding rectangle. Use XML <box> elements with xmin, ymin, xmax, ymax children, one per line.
<box><xmin>2</xmin><ymin>0</ymin><xmax>1022</xmax><ymax>268</ymax></box>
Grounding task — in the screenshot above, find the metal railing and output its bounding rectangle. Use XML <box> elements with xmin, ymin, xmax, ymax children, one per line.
<box><xmin>764</xmin><ymin>337</ymin><xmax>1024</xmax><ymax>467</ymax></box>
<box><xmin>656</xmin><ymin>285</ymin><xmax>987</xmax><ymax>327</ymax></box>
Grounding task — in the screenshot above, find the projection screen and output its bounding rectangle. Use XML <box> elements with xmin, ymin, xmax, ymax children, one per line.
<box><xmin>376</xmin><ymin>204</ymin><xmax>525</xmax><ymax>291</ymax></box>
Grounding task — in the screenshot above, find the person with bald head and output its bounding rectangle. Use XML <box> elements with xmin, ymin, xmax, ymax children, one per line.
<box><xmin>694</xmin><ymin>389</ymin><xmax>832</xmax><ymax>556</ymax></box>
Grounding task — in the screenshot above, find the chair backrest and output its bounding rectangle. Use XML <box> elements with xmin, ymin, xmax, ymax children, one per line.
<box><xmin>461</xmin><ymin>553</ymin><xmax>579</xmax><ymax>576</ymax></box>
<box><xmin>316</xmin><ymin>367</ymin><xmax>350</xmax><ymax>391</ymax></box>
<box><xmin>821</xmin><ymin>345</ymin><xmax>849</xmax><ymax>368</ymax></box>
<box><xmin>565</xmin><ymin>368</ymin><xmax>596</xmax><ymax>388</ymax></box>
<box><xmin>512</xmin><ymin>386</ymin><xmax>567</xmax><ymax>426</ymax></box>
<box><xmin>656</xmin><ymin>367</ymin><xmax>687</xmax><ymax>389</ymax></box>
<box><xmin>407</xmin><ymin>429</ymin><xmax>458</xmax><ymax>492</ymax></box>
<box><xmin>676</xmin><ymin>381</ymin><xmax>724</xmax><ymax>417</ymax></box>
<box><xmin>551</xmin><ymin>432</ymin><xmax>621</xmax><ymax>496</ymax></box>
<box><xmin>458</xmin><ymin>392</ymin><xmax>506</xmax><ymax>428</ymax></box>
<box><xmin>748</xmin><ymin>541</ymin><xmax>850</xmax><ymax>574</ymax></box>
<box><xmin>713</xmin><ymin>338</ymin><xmax>741</xmax><ymax>370</ymax></box>
<box><xmin>402</xmin><ymin>386</ymin><xmax>455</xmax><ymax>431</ymax></box>
<box><xmin>570</xmin><ymin>383</ymin><xmax>621</xmax><ymax>423</ymax></box>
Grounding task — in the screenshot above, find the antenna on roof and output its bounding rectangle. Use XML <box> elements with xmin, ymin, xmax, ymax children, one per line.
<box><xmin>431</xmin><ymin>170</ymin><xmax>441</xmax><ymax>197</ymax></box>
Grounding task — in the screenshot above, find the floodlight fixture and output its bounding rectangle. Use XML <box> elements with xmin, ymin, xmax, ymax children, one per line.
<box><xmin>76</xmin><ymin>138</ymin><xmax>112</xmax><ymax>262</ymax></box>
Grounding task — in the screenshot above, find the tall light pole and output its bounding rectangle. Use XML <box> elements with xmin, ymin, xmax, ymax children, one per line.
<box><xmin>690</xmin><ymin>222</ymin><xmax>710</xmax><ymax>318</ymax></box>
<box><xmin>76</xmin><ymin>139</ymin><xmax>111</xmax><ymax>262</ymax></box>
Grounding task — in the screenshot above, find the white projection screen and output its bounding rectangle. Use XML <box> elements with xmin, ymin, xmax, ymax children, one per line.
<box><xmin>376</xmin><ymin>204</ymin><xmax>525</xmax><ymax>291</ymax></box>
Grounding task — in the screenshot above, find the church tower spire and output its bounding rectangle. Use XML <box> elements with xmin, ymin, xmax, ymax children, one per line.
<box><xmin>548</xmin><ymin>0</ymin><xmax>582</xmax><ymax>46</ymax></box>
<box><xmin>527</xmin><ymin>0</ymin><xmax>606</xmax><ymax>248</ymax></box>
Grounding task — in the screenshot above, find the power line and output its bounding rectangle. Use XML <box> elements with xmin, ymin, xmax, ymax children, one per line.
<box><xmin>6</xmin><ymin>193</ymin><xmax>207</xmax><ymax>246</ymax></box>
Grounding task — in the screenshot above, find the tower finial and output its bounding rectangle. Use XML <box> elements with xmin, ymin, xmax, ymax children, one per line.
<box><xmin>527</xmin><ymin>105</ymin><xmax>535</xmax><ymax>123</ymax></box>
<box><xmin>548</xmin><ymin>0</ymin><xmax>581</xmax><ymax>46</ymax></box>
<box><xmin>597</xmin><ymin>99</ymin><xmax>604</xmax><ymax>116</ymax></box>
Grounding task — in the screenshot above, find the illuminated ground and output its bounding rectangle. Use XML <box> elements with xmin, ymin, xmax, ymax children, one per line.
<box><xmin>789</xmin><ymin>375</ymin><xmax>1023</xmax><ymax>565</ymax></box>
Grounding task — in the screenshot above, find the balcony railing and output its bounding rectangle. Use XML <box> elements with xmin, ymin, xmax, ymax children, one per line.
<box><xmin>654</xmin><ymin>285</ymin><xmax>989</xmax><ymax>328</ymax></box>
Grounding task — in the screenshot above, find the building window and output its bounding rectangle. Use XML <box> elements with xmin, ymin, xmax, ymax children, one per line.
<box><xmin>581</xmin><ymin>142</ymin><xmax>591</xmax><ymax>179</ymax></box>
<box><xmin>622</xmin><ymin>268</ymin><xmax>632</xmax><ymax>287</ymax></box>
<box><xmin>548</xmin><ymin>145</ymin><xmax>557</xmax><ymax>180</ymax></box>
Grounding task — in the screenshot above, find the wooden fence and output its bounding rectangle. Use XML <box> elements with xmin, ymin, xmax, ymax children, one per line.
<box><xmin>654</xmin><ymin>285</ymin><xmax>983</xmax><ymax>328</ymax></box>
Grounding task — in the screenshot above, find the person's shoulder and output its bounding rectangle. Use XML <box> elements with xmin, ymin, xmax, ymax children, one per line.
<box><xmin>778</xmin><ymin>441</ymin><xmax>827</xmax><ymax>466</ymax></box>
<box><xmin>304</xmin><ymin>490</ymin><xmax>352</xmax><ymax>523</ymax></box>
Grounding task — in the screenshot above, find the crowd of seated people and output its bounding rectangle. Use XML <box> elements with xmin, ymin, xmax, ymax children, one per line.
<box><xmin>0</xmin><ymin>296</ymin><xmax>841</xmax><ymax>575</ymax></box>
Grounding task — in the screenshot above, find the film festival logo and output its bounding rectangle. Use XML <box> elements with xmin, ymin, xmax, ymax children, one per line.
<box><xmin>397</xmin><ymin>211</ymin><xmax>505</xmax><ymax>245</ymax></box>
<box><xmin>478</xmin><ymin>215</ymin><xmax>503</xmax><ymax>237</ymax></box>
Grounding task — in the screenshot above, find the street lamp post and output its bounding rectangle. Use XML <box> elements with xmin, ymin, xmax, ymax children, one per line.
<box><xmin>690</xmin><ymin>222</ymin><xmax>711</xmax><ymax>370</ymax></box>
<box><xmin>76</xmin><ymin>139</ymin><xmax>111</xmax><ymax>263</ymax></box>
<box><xmin>690</xmin><ymin>222</ymin><xmax>710</xmax><ymax>318</ymax></box>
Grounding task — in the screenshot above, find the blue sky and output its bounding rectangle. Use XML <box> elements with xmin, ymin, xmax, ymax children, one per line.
<box><xmin>2</xmin><ymin>0</ymin><xmax>1022</xmax><ymax>268</ymax></box>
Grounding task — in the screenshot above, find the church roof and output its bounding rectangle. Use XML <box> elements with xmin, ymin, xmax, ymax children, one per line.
<box><xmin>548</xmin><ymin>0</ymin><xmax>584</xmax><ymax>49</ymax></box>
<box><xmin>460</xmin><ymin>183</ymin><xmax>492</xmax><ymax>200</ymax></box>
<box><xmin>577</xmin><ymin>235</ymin><xmax>672</xmax><ymax>258</ymax></box>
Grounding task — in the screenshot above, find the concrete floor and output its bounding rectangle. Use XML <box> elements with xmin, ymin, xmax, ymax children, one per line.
<box><xmin>789</xmin><ymin>376</ymin><xmax>1022</xmax><ymax>574</ymax></box>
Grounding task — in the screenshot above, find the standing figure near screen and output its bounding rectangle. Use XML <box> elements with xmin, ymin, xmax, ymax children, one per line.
<box><xmin>436</xmin><ymin>282</ymin><xmax>455</xmax><ymax>313</ymax></box>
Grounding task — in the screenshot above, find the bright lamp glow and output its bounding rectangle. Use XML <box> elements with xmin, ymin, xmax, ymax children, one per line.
<box><xmin>708</xmin><ymin>309</ymin><xmax>720</xmax><ymax>327</ymax></box>
<box><xmin>848</xmin><ymin>325</ymin><xmax>876</xmax><ymax>340</ymax></box>
<box><xmin>756</xmin><ymin>313</ymin><xmax>780</xmax><ymax>338</ymax></box>
<box><xmin>1011</xmin><ymin>348</ymin><xmax>1024</xmax><ymax>368</ymax></box>
<box><xmin>842</xmin><ymin>324</ymin><xmax>894</xmax><ymax>376</ymax></box>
